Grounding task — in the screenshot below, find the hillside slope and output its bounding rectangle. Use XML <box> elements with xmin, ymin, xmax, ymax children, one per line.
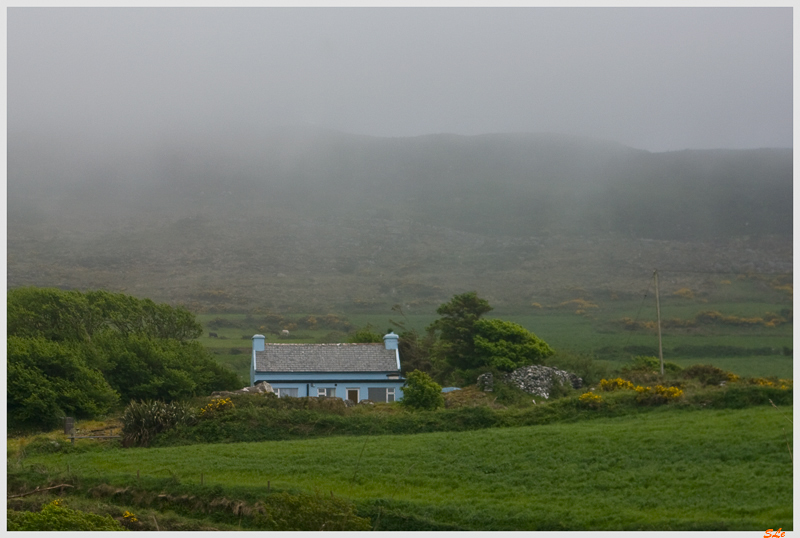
<box><xmin>7</xmin><ymin>129</ymin><xmax>792</xmax><ymax>310</ymax></box>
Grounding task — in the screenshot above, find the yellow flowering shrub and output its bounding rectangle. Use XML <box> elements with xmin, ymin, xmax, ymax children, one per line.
<box><xmin>200</xmin><ymin>397</ymin><xmax>235</xmax><ymax>417</ymax></box>
<box><xmin>633</xmin><ymin>384</ymin><xmax>683</xmax><ymax>405</ymax></box>
<box><xmin>673</xmin><ymin>288</ymin><xmax>695</xmax><ymax>299</ymax></box>
<box><xmin>122</xmin><ymin>511</ymin><xmax>138</xmax><ymax>522</ymax></box>
<box><xmin>578</xmin><ymin>392</ymin><xmax>603</xmax><ymax>408</ymax></box>
<box><xmin>654</xmin><ymin>385</ymin><xmax>684</xmax><ymax>399</ymax></box>
<box><xmin>748</xmin><ymin>378</ymin><xmax>792</xmax><ymax>390</ymax></box>
<box><xmin>599</xmin><ymin>378</ymin><xmax>635</xmax><ymax>392</ymax></box>
<box><xmin>749</xmin><ymin>377</ymin><xmax>775</xmax><ymax>387</ymax></box>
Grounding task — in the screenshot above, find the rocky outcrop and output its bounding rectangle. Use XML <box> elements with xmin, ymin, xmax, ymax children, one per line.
<box><xmin>476</xmin><ymin>365</ymin><xmax>582</xmax><ymax>399</ymax></box>
<box><xmin>211</xmin><ymin>380</ymin><xmax>273</xmax><ymax>398</ymax></box>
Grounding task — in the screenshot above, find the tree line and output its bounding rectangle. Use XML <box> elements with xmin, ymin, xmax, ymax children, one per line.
<box><xmin>8</xmin><ymin>287</ymin><xmax>240</xmax><ymax>431</ymax></box>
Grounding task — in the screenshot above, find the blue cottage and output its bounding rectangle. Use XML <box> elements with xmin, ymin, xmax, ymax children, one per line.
<box><xmin>250</xmin><ymin>332</ymin><xmax>405</xmax><ymax>403</ymax></box>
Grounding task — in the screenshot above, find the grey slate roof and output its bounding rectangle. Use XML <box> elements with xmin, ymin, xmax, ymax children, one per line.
<box><xmin>255</xmin><ymin>343</ymin><xmax>399</xmax><ymax>373</ymax></box>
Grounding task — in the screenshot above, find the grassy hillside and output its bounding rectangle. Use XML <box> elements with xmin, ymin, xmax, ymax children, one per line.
<box><xmin>8</xmin><ymin>129</ymin><xmax>792</xmax><ymax>312</ymax></box>
<box><xmin>15</xmin><ymin>406</ymin><xmax>793</xmax><ymax>530</ymax></box>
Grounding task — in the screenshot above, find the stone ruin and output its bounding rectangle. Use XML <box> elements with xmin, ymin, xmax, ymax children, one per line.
<box><xmin>478</xmin><ymin>365</ymin><xmax>583</xmax><ymax>400</ymax></box>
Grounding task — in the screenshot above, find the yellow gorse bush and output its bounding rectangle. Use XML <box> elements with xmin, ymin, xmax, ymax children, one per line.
<box><xmin>673</xmin><ymin>288</ymin><xmax>695</xmax><ymax>299</ymax></box>
<box><xmin>122</xmin><ymin>511</ymin><xmax>138</xmax><ymax>522</ymax></box>
<box><xmin>599</xmin><ymin>378</ymin><xmax>635</xmax><ymax>392</ymax></box>
<box><xmin>748</xmin><ymin>378</ymin><xmax>793</xmax><ymax>389</ymax></box>
<box><xmin>200</xmin><ymin>397</ymin><xmax>235</xmax><ymax>416</ymax></box>
<box><xmin>634</xmin><ymin>385</ymin><xmax>683</xmax><ymax>399</ymax></box>
<box><xmin>578</xmin><ymin>392</ymin><xmax>603</xmax><ymax>408</ymax></box>
<box><xmin>579</xmin><ymin>392</ymin><xmax>602</xmax><ymax>403</ymax></box>
<box><xmin>749</xmin><ymin>377</ymin><xmax>775</xmax><ymax>387</ymax></box>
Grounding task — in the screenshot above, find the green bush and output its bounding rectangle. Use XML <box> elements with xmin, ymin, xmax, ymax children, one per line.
<box><xmin>401</xmin><ymin>370</ymin><xmax>444</xmax><ymax>411</ymax></box>
<box><xmin>7</xmin><ymin>287</ymin><xmax>241</xmax><ymax>431</ymax></box>
<box><xmin>472</xmin><ymin>318</ymin><xmax>554</xmax><ymax>371</ymax></box>
<box><xmin>121</xmin><ymin>399</ymin><xmax>197</xmax><ymax>447</ymax></box>
<box><xmin>682</xmin><ymin>364</ymin><xmax>729</xmax><ymax>387</ymax></box>
<box><xmin>690</xmin><ymin>385</ymin><xmax>792</xmax><ymax>409</ymax></box>
<box><xmin>347</xmin><ymin>324</ymin><xmax>384</xmax><ymax>343</ymax></box>
<box><xmin>7</xmin><ymin>500</ymin><xmax>125</xmax><ymax>531</ymax></box>
<box><xmin>631</xmin><ymin>355</ymin><xmax>683</xmax><ymax>373</ymax></box>
<box><xmin>548</xmin><ymin>377</ymin><xmax>577</xmax><ymax>399</ymax></box>
<box><xmin>7</xmin><ymin>336</ymin><xmax>119</xmax><ymax>432</ymax></box>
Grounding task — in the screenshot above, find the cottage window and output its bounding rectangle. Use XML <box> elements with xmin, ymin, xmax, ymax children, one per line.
<box><xmin>387</xmin><ymin>388</ymin><xmax>395</xmax><ymax>402</ymax></box>
<box><xmin>275</xmin><ymin>388</ymin><xmax>298</xmax><ymax>398</ymax></box>
<box><xmin>317</xmin><ymin>387</ymin><xmax>336</xmax><ymax>397</ymax></box>
<box><xmin>367</xmin><ymin>387</ymin><xmax>385</xmax><ymax>402</ymax></box>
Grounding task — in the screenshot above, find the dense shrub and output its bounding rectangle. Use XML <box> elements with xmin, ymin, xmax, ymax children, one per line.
<box><xmin>199</xmin><ymin>397</ymin><xmax>235</xmax><ymax>418</ymax></box>
<box><xmin>599</xmin><ymin>378</ymin><xmax>635</xmax><ymax>392</ymax></box>
<box><xmin>347</xmin><ymin>324</ymin><xmax>384</xmax><ymax>343</ymax></box>
<box><xmin>121</xmin><ymin>400</ymin><xmax>197</xmax><ymax>447</ymax></box>
<box><xmin>7</xmin><ymin>287</ymin><xmax>241</xmax><ymax>431</ymax></box>
<box><xmin>544</xmin><ymin>351</ymin><xmax>609</xmax><ymax>385</ymax></box>
<box><xmin>8</xmin><ymin>287</ymin><xmax>202</xmax><ymax>342</ymax></box>
<box><xmin>682</xmin><ymin>364</ymin><xmax>729</xmax><ymax>387</ymax></box>
<box><xmin>633</xmin><ymin>385</ymin><xmax>684</xmax><ymax>405</ymax></box>
<box><xmin>7</xmin><ymin>500</ymin><xmax>124</xmax><ymax>531</ymax></box>
<box><xmin>578</xmin><ymin>392</ymin><xmax>603</xmax><ymax>409</ymax></box>
<box><xmin>691</xmin><ymin>385</ymin><xmax>793</xmax><ymax>409</ymax></box>
<box><xmin>8</xmin><ymin>336</ymin><xmax>119</xmax><ymax>431</ymax></box>
<box><xmin>88</xmin><ymin>333</ymin><xmax>241</xmax><ymax>402</ymax></box>
<box><xmin>401</xmin><ymin>370</ymin><xmax>444</xmax><ymax>410</ymax></box>
<box><xmin>631</xmin><ymin>355</ymin><xmax>683</xmax><ymax>373</ymax></box>
<box><xmin>472</xmin><ymin>318</ymin><xmax>554</xmax><ymax>371</ymax></box>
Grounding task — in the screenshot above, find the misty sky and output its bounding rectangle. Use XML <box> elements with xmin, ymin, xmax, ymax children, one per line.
<box><xmin>7</xmin><ymin>7</ymin><xmax>793</xmax><ymax>152</ymax></box>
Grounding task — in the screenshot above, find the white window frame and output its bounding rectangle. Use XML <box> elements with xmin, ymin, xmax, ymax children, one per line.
<box><xmin>274</xmin><ymin>387</ymin><xmax>298</xmax><ymax>398</ymax></box>
<box><xmin>317</xmin><ymin>387</ymin><xmax>335</xmax><ymax>397</ymax></box>
<box><xmin>346</xmin><ymin>388</ymin><xmax>360</xmax><ymax>402</ymax></box>
<box><xmin>387</xmin><ymin>388</ymin><xmax>395</xmax><ymax>403</ymax></box>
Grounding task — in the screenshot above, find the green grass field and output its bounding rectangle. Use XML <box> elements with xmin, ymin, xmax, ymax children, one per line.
<box><xmin>199</xmin><ymin>298</ymin><xmax>792</xmax><ymax>384</ymax></box>
<box><xmin>22</xmin><ymin>406</ymin><xmax>793</xmax><ymax>530</ymax></box>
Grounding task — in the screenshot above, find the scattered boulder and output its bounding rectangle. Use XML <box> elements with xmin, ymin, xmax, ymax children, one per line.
<box><xmin>502</xmin><ymin>365</ymin><xmax>582</xmax><ymax>399</ymax></box>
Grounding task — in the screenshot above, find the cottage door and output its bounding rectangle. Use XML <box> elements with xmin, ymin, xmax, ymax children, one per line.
<box><xmin>347</xmin><ymin>389</ymin><xmax>359</xmax><ymax>403</ymax></box>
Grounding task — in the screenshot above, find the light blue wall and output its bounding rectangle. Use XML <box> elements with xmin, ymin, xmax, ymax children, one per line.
<box><xmin>264</xmin><ymin>379</ymin><xmax>405</xmax><ymax>401</ymax></box>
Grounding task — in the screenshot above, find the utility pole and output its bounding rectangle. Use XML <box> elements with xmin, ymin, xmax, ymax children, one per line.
<box><xmin>653</xmin><ymin>269</ymin><xmax>664</xmax><ymax>375</ymax></box>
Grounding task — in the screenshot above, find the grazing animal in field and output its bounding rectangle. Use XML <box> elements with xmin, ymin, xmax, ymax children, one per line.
<box><xmin>209</xmin><ymin>332</ymin><xmax>218</xmax><ymax>338</ymax></box>
<box><xmin>281</xmin><ymin>329</ymin><xmax>290</xmax><ymax>337</ymax></box>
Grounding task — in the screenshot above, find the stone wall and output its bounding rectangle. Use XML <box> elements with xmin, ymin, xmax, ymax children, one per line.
<box><xmin>503</xmin><ymin>365</ymin><xmax>582</xmax><ymax>399</ymax></box>
<box><xmin>477</xmin><ymin>365</ymin><xmax>583</xmax><ymax>399</ymax></box>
